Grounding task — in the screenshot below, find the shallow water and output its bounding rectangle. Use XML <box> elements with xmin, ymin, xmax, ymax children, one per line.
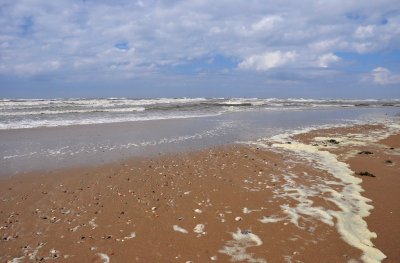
<box><xmin>0</xmin><ymin>106</ymin><xmax>398</xmax><ymax>175</ymax></box>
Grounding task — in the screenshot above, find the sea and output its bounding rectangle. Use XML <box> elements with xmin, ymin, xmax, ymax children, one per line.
<box><xmin>1</xmin><ymin>97</ymin><xmax>399</xmax><ymax>130</ymax></box>
<box><xmin>1</xmin><ymin>97</ymin><xmax>399</xmax><ymax>175</ymax></box>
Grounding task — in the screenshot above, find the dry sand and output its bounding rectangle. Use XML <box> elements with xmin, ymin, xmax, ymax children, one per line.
<box><xmin>0</xmin><ymin>124</ymin><xmax>399</xmax><ymax>262</ymax></box>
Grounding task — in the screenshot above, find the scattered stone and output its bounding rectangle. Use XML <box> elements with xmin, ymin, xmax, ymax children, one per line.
<box><xmin>385</xmin><ymin>160</ymin><xmax>393</xmax><ymax>164</ymax></box>
<box><xmin>235</xmin><ymin>217</ymin><xmax>242</xmax><ymax>221</ymax></box>
<box><xmin>357</xmin><ymin>171</ymin><xmax>376</xmax><ymax>177</ymax></box>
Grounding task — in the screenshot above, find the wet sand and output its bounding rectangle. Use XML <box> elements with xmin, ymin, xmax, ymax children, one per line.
<box><xmin>0</xmin><ymin>124</ymin><xmax>399</xmax><ymax>262</ymax></box>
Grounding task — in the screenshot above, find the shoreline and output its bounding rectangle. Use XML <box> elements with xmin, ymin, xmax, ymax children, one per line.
<box><xmin>2</xmin><ymin>106</ymin><xmax>399</xmax><ymax>176</ymax></box>
<box><xmin>0</xmin><ymin>123</ymin><xmax>399</xmax><ymax>262</ymax></box>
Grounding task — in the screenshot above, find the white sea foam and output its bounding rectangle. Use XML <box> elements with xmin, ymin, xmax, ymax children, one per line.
<box><xmin>0</xmin><ymin>107</ymin><xmax>146</xmax><ymax>116</ymax></box>
<box><xmin>8</xmin><ymin>256</ymin><xmax>25</xmax><ymax>263</ymax></box>
<box><xmin>28</xmin><ymin>243</ymin><xmax>45</xmax><ymax>260</ymax></box>
<box><xmin>242</xmin><ymin>207</ymin><xmax>251</xmax><ymax>214</ymax></box>
<box><xmin>97</xmin><ymin>253</ymin><xmax>110</xmax><ymax>263</ymax></box>
<box><xmin>89</xmin><ymin>218</ymin><xmax>98</xmax><ymax>229</ymax></box>
<box><xmin>124</xmin><ymin>232</ymin><xmax>136</xmax><ymax>239</ymax></box>
<box><xmin>193</xmin><ymin>224</ymin><xmax>206</xmax><ymax>235</ymax></box>
<box><xmin>173</xmin><ymin>225</ymin><xmax>188</xmax><ymax>234</ymax></box>
<box><xmin>246</xmin><ymin>119</ymin><xmax>400</xmax><ymax>263</ymax></box>
<box><xmin>0</xmin><ymin>112</ymin><xmax>221</xmax><ymax>130</ymax></box>
<box><xmin>0</xmin><ymin>97</ymin><xmax>208</xmax><ymax>108</ymax></box>
<box><xmin>258</xmin><ymin>215</ymin><xmax>285</xmax><ymax>224</ymax></box>
<box><xmin>219</xmin><ymin>229</ymin><xmax>266</xmax><ymax>263</ymax></box>
<box><xmin>242</xmin><ymin>207</ymin><xmax>262</xmax><ymax>214</ymax></box>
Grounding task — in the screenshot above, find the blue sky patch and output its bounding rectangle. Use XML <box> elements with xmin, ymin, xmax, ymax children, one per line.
<box><xmin>114</xmin><ymin>41</ymin><xmax>129</xmax><ymax>50</ymax></box>
<box><xmin>337</xmin><ymin>51</ymin><xmax>400</xmax><ymax>71</ymax></box>
<box><xmin>20</xmin><ymin>16</ymin><xmax>34</xmax><ymax>36</ymax></box>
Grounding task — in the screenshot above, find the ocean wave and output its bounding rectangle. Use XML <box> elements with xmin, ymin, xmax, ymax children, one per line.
<box><xmin>0</xmin><ymin>112</ymin><xmax>222</xmax><ymax>130</ymax></box>
<box><xmin>0</xmin><ymin>97</ymin><xmax>208</xmax><ymax>108</ymax></box>
<box><xmin>1</xmin><ymin>97</ymin><xmax>399</xmax><ymax>130</ymax></box>
<box><xmin>0</xmin><ymin>107</ymin><xmax>146</xmax><ymax>116</ymax></box>
<box><xmin>1</xmin><ymin>97</ymin><xmax>399</xmax><ymax>109</ymax></box>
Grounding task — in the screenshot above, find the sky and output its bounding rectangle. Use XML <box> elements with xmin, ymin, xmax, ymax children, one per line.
<box><xmin>0</xmin><ymin>0</ymin><xmax>400</xmax><ymax>99</ymax></box>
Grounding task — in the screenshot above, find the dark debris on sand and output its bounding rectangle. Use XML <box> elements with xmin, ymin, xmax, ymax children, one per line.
<box><xmin>357</xmin><ymin>171</ymin><xmax>376</xmax><ymax>177</ymax></box>
<box><xmin>358</xmin><ymin>151</ymin><xmax>374</xmax><ymax>155</ymax></box>
<box><xmin>328</xmin><ymin>139</ymin><xmax>340</xmax><ymax>144</ymax></box>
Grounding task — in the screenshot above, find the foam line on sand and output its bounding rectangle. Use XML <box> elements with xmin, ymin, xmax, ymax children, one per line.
<box><xmin>247</xmin><ymin>120</ymin><xmax>400</xmax><ymax>263</ymax></box>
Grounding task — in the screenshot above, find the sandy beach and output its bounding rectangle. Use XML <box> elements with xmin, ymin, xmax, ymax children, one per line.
<box><xmin>0</xmin><ymin>122</ymin><xmax>399</xmax><ymax>263</ymax></box>
<box><xmin>2</xmin><ymin>0</ymin><xmax>400</xmax><ymax>262</ymax></box>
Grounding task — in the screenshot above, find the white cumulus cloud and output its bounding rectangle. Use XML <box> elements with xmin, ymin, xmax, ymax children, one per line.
<box><xmin>371</xmin><ymin>67</ymin><xmax>400</xmax><ymax>85</ymax></box>
<box><xmin>318</xmin><ymin>53</ymin><xmax>341</xmax><ymax>68</ymax></box>
<box><xmin>238</xmin><ymin>51</ymin><xmax>297</xmax><ymax>71</ymax></box>
<box><xmin>354</xmin><ymin>25</ymin><xmax>375</xmax><ymax>39</ymax></box>
<box><xmin>251</xmin><ymin>15</ymin><xmax>283</xmax><ymax>32</ymax></box>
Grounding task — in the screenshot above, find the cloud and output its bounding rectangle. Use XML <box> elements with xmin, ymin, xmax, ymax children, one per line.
<box><xmin>238</xmin><ymin>51</ymin><xmax>297</xmax><ymax>71</ymax></box>
<box><xmin>370</xmin><ymin>67</ymin><xmax>400</xmax><ymax>85</ymax></box>
<box><xmin>0</xmin><ymin>0</ymin><xmax>399</xmax><ymax>84</ymax></box>
<box><xmin>250</xmin><ymin>15</ymin><xmax>283</xmax><ymax>32</ymax></box>
<box><xmin>318</xmin><ymin>53</ymin><xmax>341</xmax><ymax>68</ymax></box>
<box><xmin>354</xmin><ymin>25</ymin><xmax>375</xmax><ymax>39</ymax></box>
